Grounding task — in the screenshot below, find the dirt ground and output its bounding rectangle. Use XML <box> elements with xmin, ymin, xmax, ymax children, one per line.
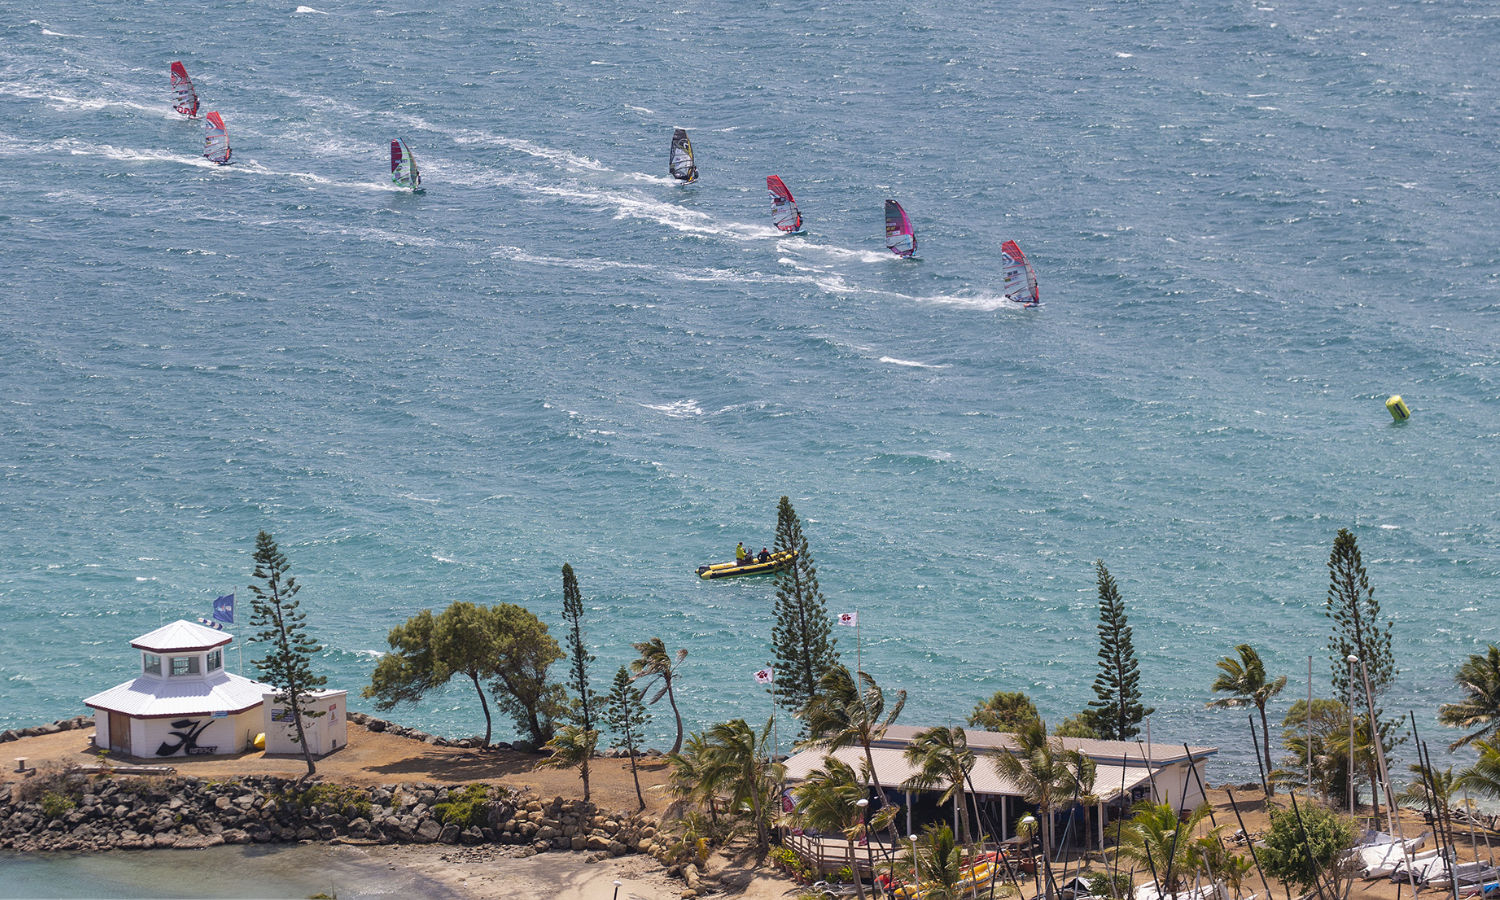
<box><xmin>1</xmin><ymin>722</ymin><xmax>676</xmax><ymax>816</ymax></box>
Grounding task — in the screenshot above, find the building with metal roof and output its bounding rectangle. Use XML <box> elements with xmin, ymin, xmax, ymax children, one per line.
<box><xmin>85</xmin><ymin>620</ymin><xmax>271</xmax><ymax>759</ymax></box>
<box><xmin>783</xmin><ymin>723</ymin><xmax>1217</xmax><ymax>850</ymax></box>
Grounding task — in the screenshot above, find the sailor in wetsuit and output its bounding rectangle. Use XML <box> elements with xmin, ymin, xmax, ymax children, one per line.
<box><xmin>758</xmin><ymin>548</ymin><xmax>771</xmax><ymax>563</ymax></box>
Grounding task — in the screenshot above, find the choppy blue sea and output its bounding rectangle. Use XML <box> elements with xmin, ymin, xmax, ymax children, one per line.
<box><xmin>3</xmin><ymin>0</ymin><xmax>1498</xmax><ymax>782</ymax></box>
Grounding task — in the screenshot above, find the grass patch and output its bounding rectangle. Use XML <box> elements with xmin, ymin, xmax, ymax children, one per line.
<box><xmin>433</xmin><ymin>783</ymin><xmax>490</xmax><ymax>827</ymax></box>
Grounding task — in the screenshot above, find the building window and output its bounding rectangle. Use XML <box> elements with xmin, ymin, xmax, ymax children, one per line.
<box><xmin>143</xmin><ymin>653</ymin><xmax>161</xmax><ymax>675</ymax></box>
<box><xmin>206</xmin><ymin>649</ymin><xmax>222</xmax><ymax>672</ymax></box>
<box><xmin>170</xmin><ymin>656</ymin><xmax>200</xmax><ymax>677</ymax></box>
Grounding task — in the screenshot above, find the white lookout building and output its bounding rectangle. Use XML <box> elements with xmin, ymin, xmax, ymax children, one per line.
<box><xmin>85</xmin><ymin>620</ymin><xmax>271</xmax><ymax>759</ymax></box>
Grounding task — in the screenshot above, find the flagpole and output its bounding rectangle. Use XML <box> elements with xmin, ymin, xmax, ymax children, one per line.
<box><xmin>856</xmin><ymin>609</ymin><xmax>861</xmax><ymax>674</ymax></box>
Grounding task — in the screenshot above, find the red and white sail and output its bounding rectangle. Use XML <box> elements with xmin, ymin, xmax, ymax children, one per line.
<box><xmin>170</xmin><ymin>61</ymin><xmax>199</xmax><ymax>117</ymax></box>
<box><xmin>766</xmin><ymin>175</ymin><xmax>802</xmax><ymax>233</ymax></box>
<box><xmin>1000</xmin><ymin>240</ymin><xmax>1039</xmax><ymax>306</ymax></box>
<box><xmin>204</xmin><ymin>111</ymin><xmax>232</xmax><ymax>165</ymax></box>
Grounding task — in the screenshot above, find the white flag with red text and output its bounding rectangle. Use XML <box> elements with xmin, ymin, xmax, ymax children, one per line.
<box><xmin>837</xmin><ymin>611</ymin><xmax>858</xmax><ymax>627</ymax></box>
<box><xmin>753</xmin><ymin>668</ymin><xmax>774</xmax><ymax>685</ymax></box>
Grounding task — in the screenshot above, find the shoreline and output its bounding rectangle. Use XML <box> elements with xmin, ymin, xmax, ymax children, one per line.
<box><xmin>0</xmin><ymin>843</ymin><xmax>709</xmax><ymax>900</ymax></box>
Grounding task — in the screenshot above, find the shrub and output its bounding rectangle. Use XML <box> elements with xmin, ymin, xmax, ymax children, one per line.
<box><xmin>40</xmin><ymin>791</ymin><xmax>76</xmax><ymax>819</ymax></box>
<box><xmin>769</xmin><ymin>844</ymin><xmax>815</xmax><ymax>883</ymax></box>
<box><xmin>281</xmin><ymin>783</ymin><xmax>373</xmax><ymax>820</ymax></box>
<box><xmin>1086</xmin><ymin>871</ymin><xmax>1134</xmax><ymax>899</ymax></box>
<box><xmin>433</xmin><ymin>783</ymin><xmax>491</xmax><ymax>827</ymax></box>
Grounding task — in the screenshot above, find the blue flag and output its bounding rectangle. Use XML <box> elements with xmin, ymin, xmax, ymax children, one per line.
<box><xmin>213</xmin><ymin>593</ymin><xmax>235</xmax><ymax>624</ymax></box>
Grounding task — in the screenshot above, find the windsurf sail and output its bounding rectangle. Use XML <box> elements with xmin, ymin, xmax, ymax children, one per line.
<box><xmin>884</xmin><ymin>199</ymin><xmax>916</xmax><ymax>257</ymax></box>
<box><xmin>170</xmin><ymin>61</ymin><xmax>199</xmax><ymax>118</ymax></box>
<box><xmin>203</xmin><ymin>111</ymin><xmax>232</xmax><ymax>165</ymax></box>
<box><xmin>391</xmin><ymin>139</ymin><xmax>421</xmax><ymax>191</ymax></box>
<box><xmin>766</xmin><ymin>175</ymin><xmax>802</xmax><ymax>233</ymax></box>
<box><xmin>669</xmin><ymin>128</ymin><xmax>697</xmax><ymax>182</ymax></box>
<box><xmin>1000</xmin><ymin>240</ymin><xmax>1040</xmax><ymax>306</ymax></box>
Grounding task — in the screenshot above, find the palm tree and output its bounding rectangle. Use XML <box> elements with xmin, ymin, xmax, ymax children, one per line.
<box><xmin>902</xmin><ymin>824</ymin><xmax>965</xmax><ymax>900</ymax></box>
<box><xmin>631</xmin><ymin>637</ymin><xmax>688</xmax><ymax>755</ymax></box>
<box><xmin>668</xmin><ymin>731</ymin><xmax>729</xmax><ymax>832</ymax></box>
<box><xmin>1456</xmin><ymin>739</ymin><xmax>1500</xmax><ymax>801</ymax></box>
<box><xmin>535</xmin><ymin>724</ymin><xmax>599</xmax><ymax>800</ymax></box>
<box><xmin>1438</xmin><ymin>644</ymin><xmax>1500</xmax><ymax>750</ymax></box>
<box><xmin>703</xmin><ymin>717</ymin><xmax>784</xmax><ymax>851</ymax></box>
<box><xmin>991</xmin><ymin>719</ymin><xmax>1089</xmax><ymax>900</ymax></box>
<box><xmin>802</xmin><ymin>665</ymin><xmax>906</xmax><ymax>842</ymax></box>
<box><xmin>1206</xmin><ymin>644</ymin><xmax>1286</xmax><ymax>790</ymax></box>
<box><xmin>787</xmin><ymin>756</ymin><xmax>878</xmax><ymax>900</ymax></box>
<box><xmin>1397</xmin><ymin>761</ymin><xmax>1459</xmax><ymax>817</ymax></box>
<box><xmin>901</xmin><ymin>725</ymin><xmax>977</xmax><ymax>846</ymax></box>
<box><xmin>1113</xmin><ymin>801</ymin><xmax>1214</xmax><ymax>897</ymax></box>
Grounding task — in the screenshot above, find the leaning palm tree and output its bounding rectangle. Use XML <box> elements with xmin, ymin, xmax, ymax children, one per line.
<box><xmin>902</xmin><ymin>725</ymin><xmax>977</xmax><ymax>846</ymax></box>
<box><xmin>703</xmin><ymin>717</ymin><xmax>784</xmax><ymax>852</ymax></box>
<box><xmin>1113</xmin><ymin>801</ymin><xmax>1214</xmax><ymax>897</ymax></box>
<box><xmin>801</xmin><ymin>665</ymin><xmax>906</xmax><ymax>844</ymax></box>
<box><xmin>630</xmin><ymin>637</ymin><xmax>688</xmax><ymax>755</ymax></box>
<box><xmin>535</xmin><ymin>724</ymin><xmax>599</xmax><ymax>800</ymax></box>
<box><xmin>1438</xmin><ymin>644</ymin><xmax>1500</xmax><ymax>751</ymax></box>
<box><xmin>991</xmin><ymin>719</ymin><xmax>1088</xmax><ymax>900</ymax></box>
<box><xmin>1456</xmin><ymin>739</ymin><xmax>1500</xmax><ymax>801</ymax></box>
<box><xmin>1206</xmin><ymin>644</ymin><xmax>1286</xmax><ymax>791</ymax></box>
<box><xmin>787</xmin><ymin>755</ymin><xmax>887</xmax><ymax>900</ymax></box>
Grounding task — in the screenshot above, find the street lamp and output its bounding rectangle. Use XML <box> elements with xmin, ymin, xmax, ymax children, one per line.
<box><xmin>910</xmin><ymin>833</ymin><xmax>920</xmax><ymax>895</ymax></box>
<box><xmin>1347</xmin><ymin>654</ymin><xmax>1359</xmax><ymax>815</ymax></box>
<box><xmin>1020</xmin><ymin>815</ymin><xmax>1038</xmax><ymax>890</ymax></box>
<box><xmin>612</xmin><ymin>879</ymin><xmax>622</xmax><ymax>900</ymax></box>
<box><xmin>857</xmin><ymin>799</ymin><xmax>874</xmax><ymax>896</ymax></box>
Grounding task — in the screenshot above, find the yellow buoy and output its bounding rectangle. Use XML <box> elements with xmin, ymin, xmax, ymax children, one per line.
<box><xmin>1386</xmin><ymin>395</ymin><xmax>1410</xmax><ymax>422</ymax></box>
<box><xmin>254</xmin><ymin>732</ymin><xmax>266</xmax><ymax>751</ymax></box>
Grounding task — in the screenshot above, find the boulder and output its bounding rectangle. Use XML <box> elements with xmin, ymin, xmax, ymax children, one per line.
<box><xmin>439</xmin><ymin>824</ymin><xmax>461</xmax><ymax>844</ymax></box>
<box><xmin>415</xmin><ymin>818</ymin><xmax>442</xmax><ymax>843</ymax></box>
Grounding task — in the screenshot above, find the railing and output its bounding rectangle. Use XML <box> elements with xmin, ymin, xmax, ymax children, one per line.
<box><xmin>783</xmin><ymin>831</ymin><xmax>887</xmax><ymax>876</ymax></box>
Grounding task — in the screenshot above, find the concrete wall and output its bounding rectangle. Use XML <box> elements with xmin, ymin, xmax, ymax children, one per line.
<box><xmin>263</xmin><ymin>691</ymin><xmax>347</xmax><ymax>757</ymax></box>
<box><xmin>95</xmin><ymin>707</ymin><xmax>261</xmax><ymax>760</ymax></box>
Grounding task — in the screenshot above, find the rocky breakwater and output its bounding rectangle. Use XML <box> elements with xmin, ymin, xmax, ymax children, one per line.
<box><xmin>0</xmin><ymin>771</ymin><xmax>658</xmax><ymax>858</ymax></box>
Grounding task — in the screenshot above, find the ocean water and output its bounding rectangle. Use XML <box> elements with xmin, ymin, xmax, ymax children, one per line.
<box><xmin>2</xmin><ymin>0</ymin><xmax>1498</xmax><ymax>783</ymax></box>
<box><xmin>0</xmin><ymin>844</ymin><xmax>458</xmax><ymax>898</ymax></box>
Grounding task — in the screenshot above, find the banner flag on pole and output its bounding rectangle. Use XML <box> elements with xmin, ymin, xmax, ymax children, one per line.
<box><xmin>753</xmin><ymin>667</ymin><xmax>774</xmax><ymax>685</ymax></box>
<box><xmin>198</xmin><ymin>618</ymin><xmax>225</xmax><ymax>631</ymax></box>
<box><xmin>837</xmin><ymin>611</ymin><xmax>858</xmax><ymax>627</ymax></box>
<box><xmin>213</xmin><ymin>593</ymin><xmax>235</xmax><ymax>624</ymax></box>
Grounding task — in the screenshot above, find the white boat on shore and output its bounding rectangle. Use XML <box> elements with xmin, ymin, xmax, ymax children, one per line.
<box><xmin>1355</xmin><ymin>832</ymin><xmax>1431</xmax><ymax>878</ymax></box>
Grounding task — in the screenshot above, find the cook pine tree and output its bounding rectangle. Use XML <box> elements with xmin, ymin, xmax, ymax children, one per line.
<box><xmin>1085</xmin><ymin>560</ymin><xmax>1153</xmax><ymax>741</ymax></box>
<box><xmin>604</xmin><ymin>665</ymin><xmax>652</xmax><ymax>811</ymax></box>
<box><xmin>768</xmin><ymin>496</ymin><xmax>838</xmax><ymax>726</ymax></box>
<box><xmin>561</xmin><ymin>563</ymin><xmax>601</xmax><ymax>801</ymax></box>
<box><xmin>248</xmin><ymin>531</ymin><xmax>326</xmax><ymax>779</ymax></box>
<box><xmin>1325</xmin><ymin>527</ymin><xmax>1399</xmax><ymax>812</ymax></box>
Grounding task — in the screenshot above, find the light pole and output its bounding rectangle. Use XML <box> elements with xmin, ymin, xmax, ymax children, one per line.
<box><xmin>910</xmin><ymin>833</ymin><xmax>920</xmax><ymax>895</ymax></box>
<box><xmin>1019</xmin><ymin>814</ymin><xmax>1041</xmax><ymax>899</ymax></box>
<box><xmin>857</xmin><ymin>798</ymin><xmax>874</xmax><ymax>896</ymax></box>
<box><xmin>1347</xmin><ymin>654</ymin><xmax>1358</xmax><ymax>816</ymax></box>
<box><xmin>612</xmin><ymin>879</ymin><xmax>622</xmax><ymax>900</ymax></box>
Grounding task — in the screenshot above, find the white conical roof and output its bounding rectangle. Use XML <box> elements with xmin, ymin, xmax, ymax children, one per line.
<box><xmin>129</xmin><ymin>619</ymin><xmax>233</xmax><ymax>653</ymax></box>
